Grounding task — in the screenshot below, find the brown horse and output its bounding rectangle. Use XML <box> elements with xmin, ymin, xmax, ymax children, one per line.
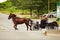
<box><xmin>8</xmin><ymin>13</ymin><xmax>32</xmax><ymax>31</ymax></box>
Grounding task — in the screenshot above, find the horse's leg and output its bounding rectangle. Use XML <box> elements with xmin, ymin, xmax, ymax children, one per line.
<box><xmin>30</xmin><ymin>25</ymin><xmax>32</xmax><ymax>31</ymax></box>
<box><xmin>14</xmin><ymin>24</ymin><xmax>18</xmax><ymax>30</ymax></box>
<box><xmin>25</xmin><ymin>23</ymin><xmax>29</xmax><ymax>31</ymax></box>
<box><xmin>28</xmin><ymin>23</ymin><xmax>32</xmax><ymax>31</ymax></box>
<box><xmin>25</xmin><ymin>21</ymin><xmax>32</xmax><ymax>31</ymax></box>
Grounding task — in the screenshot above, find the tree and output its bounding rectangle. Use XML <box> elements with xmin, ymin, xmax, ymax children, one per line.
<box><xmin>0</xmin><ymin>1</ymin><xmax>12</xmax><ymax>10</ymax></box>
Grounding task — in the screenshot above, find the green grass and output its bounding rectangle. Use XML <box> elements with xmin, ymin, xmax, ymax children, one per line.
<box><xmin>0</xmin><ymin>9</ymin><xmax>30</xmax><ymax>15</ymax></box>
<box><xmin>57</xmin><ymin>21</ymin><xmax>60</xmax><ymax>26</ymax></box>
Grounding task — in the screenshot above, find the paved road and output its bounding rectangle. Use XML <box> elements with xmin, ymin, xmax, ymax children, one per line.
<box><xmin>0</xmin><ymin>13</ymin><xmax>60</xmax><ymax>40</ymax></box>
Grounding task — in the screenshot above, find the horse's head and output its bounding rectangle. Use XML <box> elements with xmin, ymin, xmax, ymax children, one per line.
<box><xmin>8</xmin><ymin>13</ymin><xmax>16</xmax><ymax>19</ymax></box>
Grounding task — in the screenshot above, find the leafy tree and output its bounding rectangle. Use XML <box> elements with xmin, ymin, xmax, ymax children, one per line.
<box><xmin>0</xmin><ymin>0</ymin><xmax>60</xmax><ymax>18</ymax></box>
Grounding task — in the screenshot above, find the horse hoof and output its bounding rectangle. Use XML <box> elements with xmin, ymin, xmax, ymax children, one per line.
<box><xmin>15</xmin><ymin>28</ymin><xmax>18</xmax><ymax>30</ymax></box>
<box><xmin>15</xmin><ymin>29</ymin><xmax>18</xmax><ymax>30</ymax></box>
<box><xmin>30</xmin><ymin>29</ymin><xmax>32</xmax><ymax>31</ymax></box>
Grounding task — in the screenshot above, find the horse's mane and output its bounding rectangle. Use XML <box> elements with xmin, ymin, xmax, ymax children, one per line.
<box><xmin>12</xmin><ymin>14</ymin><xmax>16</xmax><ymax>17</ymax></box>
<box><xmin>13</xmin><ymin>14</ymin><xmax>21</xmax><ymax>19</ymax></box>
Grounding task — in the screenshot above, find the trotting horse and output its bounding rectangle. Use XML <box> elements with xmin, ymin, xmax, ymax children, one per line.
<box><xmin>8</xmin><ymin>13</ymin><xmax>32</xmax><ymax>31</ymax></box>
